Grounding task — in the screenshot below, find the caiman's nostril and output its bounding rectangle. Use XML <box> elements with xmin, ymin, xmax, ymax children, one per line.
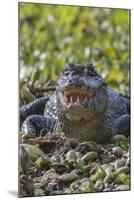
<box><xmin>68</xmin><ymin>78</ymin><xmax>82</xmax><ymax>85</ymax></box>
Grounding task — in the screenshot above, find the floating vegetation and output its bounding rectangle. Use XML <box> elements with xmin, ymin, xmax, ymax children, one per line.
<box><xmin>19</xmin><ymin>133</ymin><xmax>130</xmax><ymax>197</ymax></box>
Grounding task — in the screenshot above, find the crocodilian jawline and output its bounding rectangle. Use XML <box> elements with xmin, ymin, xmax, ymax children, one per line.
<box><xmin>62</xmin><ymin>88</ymin><xmax>94</xmax><ymax>105</ymax></box>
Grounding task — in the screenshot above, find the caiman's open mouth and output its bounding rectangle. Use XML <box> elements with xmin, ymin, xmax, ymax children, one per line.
<box><xmin>61</xmin><ymin>87</ymin><xmax>95</xmax><ymax>105</ymax></box>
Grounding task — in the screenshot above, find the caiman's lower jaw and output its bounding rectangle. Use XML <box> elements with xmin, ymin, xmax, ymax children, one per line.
<box><xmin>61</xmin><ymin>87</ymin><xmax>95</xmax><ymax>106</ymax></box>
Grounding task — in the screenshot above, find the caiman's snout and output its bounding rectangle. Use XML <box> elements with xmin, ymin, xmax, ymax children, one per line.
<box><xmin>65</xmin><ymin>76</ymin><xmax>84</xmax><ymax>88</ymax></box>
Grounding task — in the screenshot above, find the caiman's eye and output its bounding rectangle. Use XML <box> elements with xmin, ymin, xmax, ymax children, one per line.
<box><xmin>64</xmin><ymin>71</ymin><xmax>71</xmax><ymax>76</ymax></box>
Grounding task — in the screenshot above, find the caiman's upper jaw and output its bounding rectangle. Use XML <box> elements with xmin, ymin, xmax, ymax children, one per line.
<box><xmin>61</xmin><ymin>87</ymin><xmax>95</xmax><ymax>105</ymax></box>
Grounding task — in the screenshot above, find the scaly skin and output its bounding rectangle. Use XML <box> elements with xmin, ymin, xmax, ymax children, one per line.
<box><xmin>20</xmin><ymin>64</ymin><xmax>130</xmax><ymax>143</ymax></box>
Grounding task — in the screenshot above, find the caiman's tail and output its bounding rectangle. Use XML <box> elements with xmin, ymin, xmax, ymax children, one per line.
<box><xmin>20</xmin><ymin>96</ymin><xmax>49</xmax><ymax>126</ymax></box>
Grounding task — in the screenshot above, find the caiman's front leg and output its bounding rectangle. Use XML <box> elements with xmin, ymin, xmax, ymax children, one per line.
<box><xmin>22</xmin><ymin>115</ymin><xmax>56</xmax><ymax>137</ymax></box>
<box><xmin>114</xmin><ymin>114</ymin><xmax>130</xmax><ymax>136</ymax></box>
<box><xmin>20</xmin><ymin>96</ymin><xmax>49</xmax><ymax>126</ymax></box>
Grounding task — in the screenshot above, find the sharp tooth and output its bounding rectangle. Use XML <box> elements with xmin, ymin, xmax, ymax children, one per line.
<box><xmin>84</xmin><ymin>96</ymin><xmax>88</xmax><ymax>103</ymax></box>
<box><xmin>64</xmin><ymin>96</ymin><xmax>67</xmax><ymax>103</ymax></box>
<box><xmin>67</xmin><ymin>97</ymin><xmax>69</xmax><ymax>104</ymax></box>
<box><xmin>64</xmin><ymin>91</ymin><xmax>67</xmax><ymax>96</ymax></box>
<box><xmin>70</xmin><ymin>96</ymin><xmax>73</xmax><ymax>104</ymax></box>
<box><xmin>63</xmin><ymin>91</ymin><xmax>67</xmax><ymax>103</ymax></box>
<box><xmin>77</xmin><ymin>96</ymin><xmax>80</xmax><ymax>103</ymax></box>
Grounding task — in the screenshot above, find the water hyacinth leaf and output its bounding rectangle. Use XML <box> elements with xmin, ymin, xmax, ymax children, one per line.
<box><xmin>66</xmin><ymin>149</ymin><xmax>77</xmax><ymax>162</ymax></box>
<box><xmin>81</xmin><ymin>152</ymin><xmax>98</xmax><ymax>163</ymax></box>
<box><xmin>117</xmin><ymin>173</ymin><xmax>127</xmax><ymax>184</ymax></box>
<box><xmin>112</xmin><ymin>146</ymin><xmax>124</xmax><ymax>158</ymax></box>
<box><xmin>116</xmin><ymin>166</ymin><xmax>130</xmax><ymax>175</ymax></box>
<box><xmin>41</xmin><ymin>168</ymin><xmax>59</xmax><ymax>183</ymax></box>
<box><xmin>114</xmin><ymin>158</ymin><xmax>127</xmax><ymax>169</ymax></box>
<box><xmin>111</xmin><ymin>134</ymin><xmax>127</xmax><ymax>144</ymax></box>
<box><xmin>95</xmin><ymin>180</ymin><xmax>105</xmax><ymax>192</ymax></box>
<box><xmin>58</xmin><ymin>173</ymin><xmax>78</xmax><ymax>183</ymax></box>
<box><xmin>31</xmin><ymin>68</ymin><xmax>41</xmax><ymax>85</ymax></box>
<box><xmin>50</xmin><ymin>162</ymin><xmax>68</xmax><ymax>173</ymax></box>
<box><xmin>20</xmin><ymin>144</ymin><xmax>46</xmax><ymax>161</ymax></box>
<box><xmin>35</xmin><ymin>156</ymin><xmax>51</xmax><ymax>169</ymax></box>
<box><xmin>79</xmin><ymin>180</ymin><xmax>95</xmax><ymax>193</ymax></box>
<box><xmin>21</xmin><ymin>88</ymin><xmax>36</xmax><ymax>104</ymax></box>
<box><xmin>19</xmin><ymin>145</ymin><xmax>34</xmax><ymax>173</ymax></box>
<box><xmin>20</xmin><ymin>4</ymin><xmax>130</xmax><ymax>95</ymax></box>
<box><xmin>104</xmin><ymin>173</ymin><xmax>116</xmax><ymax>184</ymax></box>
<box><xmin>90</xmin><ymin>165</ymin><xmax>106</xmax><ymax>182</ymax></box>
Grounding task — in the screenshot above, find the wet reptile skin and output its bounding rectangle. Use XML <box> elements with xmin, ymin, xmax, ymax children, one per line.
<box><xmin>20</xmin><ymin>64</ymin><xmax>130</xmax><ymax>143</ymax></box>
